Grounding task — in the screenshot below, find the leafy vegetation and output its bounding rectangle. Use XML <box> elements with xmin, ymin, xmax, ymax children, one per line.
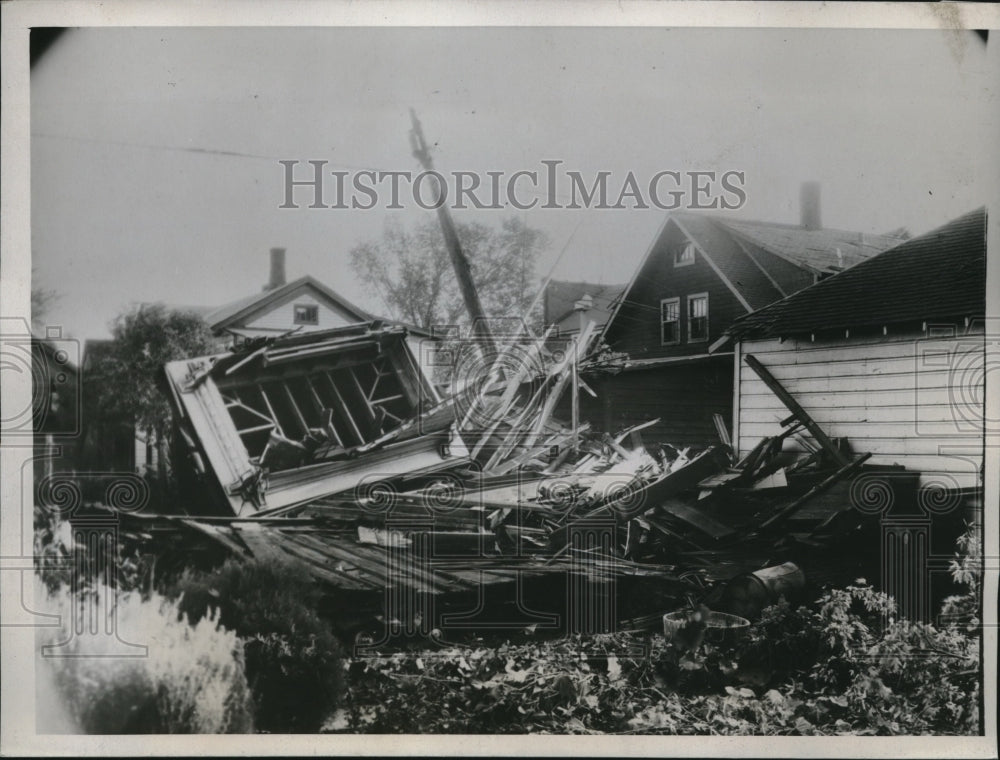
<box><xmin>169</xmin><ymin>558</ymin><xmax>345</xmax><ymax>733</ymax></box>
<box><xmin>36</xmin><ymin>579</ymin><xmax>254</xmax><ymax>733</ymax></box>
<box><xmin>334</xmin><ymin>527</ymin><xmax>981</xmax><ymax>735</ymax></box>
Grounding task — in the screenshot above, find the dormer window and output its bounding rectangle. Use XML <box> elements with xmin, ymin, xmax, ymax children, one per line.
<box><xmin>674</xmin><ymin>242</ymin><xmax>696</xmax><ymax>267</ymax></box>
<box><xmin>293</xmin><ymin>304</ymin><xmax>319</xmax><ymax>325</ymax></box>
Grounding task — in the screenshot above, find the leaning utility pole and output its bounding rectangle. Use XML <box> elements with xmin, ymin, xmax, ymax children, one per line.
<box><xmin>409</xmin><ymin>109</ymin><xmax>495</xmax><ymax>353</ymax></box>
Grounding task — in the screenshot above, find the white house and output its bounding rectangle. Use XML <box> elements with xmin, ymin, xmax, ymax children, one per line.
<box><xmin>724</xmin><ymin>207</ymin><xmax>987</xmax><ymax>494</ymax></box>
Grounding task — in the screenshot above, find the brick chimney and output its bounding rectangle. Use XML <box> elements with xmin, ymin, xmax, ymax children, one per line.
<box><xmin>264</xmin><ymin>247</ymin><xmax>286</xmax><ymax>291</ymax></box>
<box><xmin>800</xmin><ymin>182</ymin><xmax>822</xmax><ymax>231</ymax></box>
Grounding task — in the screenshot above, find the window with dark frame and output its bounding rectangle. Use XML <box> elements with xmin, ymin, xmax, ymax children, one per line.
<box><xmin>688</xmin><ymin>293</ymin><xmax>709</xmax><ymax>342</ymax></box>
<box><xmin>293</xmin><ymin>303</ymin><xmax>319</xmax><ymax>325</ymax></box>
<box><xmin>660</xmin><ymin>297</ymin><xmax>680</xmax><ymax>345</ymax></box>
<box><xmin>674</xmin><ymin>242</ymin><xmax>696</xmax><ymax>266</ymax></box>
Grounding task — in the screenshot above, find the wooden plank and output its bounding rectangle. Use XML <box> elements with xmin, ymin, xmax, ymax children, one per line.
<box><xmin>740</xmin><ymin>402</ymin><xmax>976</xmax><ymax>424</ymax></box>
<box><xmin>459</xmin><ymin>329</ymin><xmax>549</xmax><ymax>434</ymax></box>
<box><xmin>712</xmin><ymin>412</ymin><xmax>732</xmax><ymax>448</ymax></box>
<box><xmin>224</xmin><ymin>392</ymin><xmax>278</xmax><ymax>426</ymax></box>
<box><xmin>236</xmin><ymin>423</ymin><xmax>277</xmax><ymax>436</ymax></box>
<box><xmin>162</xmin><ymin>360</ymin><xmax>258</xmax><ymax>500</ymax></box>
<box><xmin>739</xmin><ymin>386</ymin><xmax>962</xmax><ymax>411</ymax></box>
<box><xmin>348</xmin><ymin>366</ymin><xmax>380</xmax><ymax>423</ymax></box>
<box><xmin>743</xmin><ymin>333</ymin><xmax>966</xmax><ymax>363</ymax></box>
<box><xmin>738</xmin><ymin>353</ymin><xmax>968</xmax><ymax>381</ymax></box>
<box><xmin>740</xmin><ymin>432</ymin><xmax>981</xmax><ymax>458</ymax></box>
<box><xmin>743</xmin><ymin>354</ymin><xmax>850</xmax><ymax>467</ymax></box>
<box><xmin>655</xmin><ymin>498</ymin><xmax>736</xmax><ymax>539</ymax></box>
<box><xmin>470</xmin><ymin>329</ymin><xmax>558</xmax><ymax>458</ymax></box>
<box><xmin>322</xmin><ymin>370</ymin><xmax>365</xmax><ymax>444</ymax></box>
<box><xmin>740</xmin><ymin>420</ymin><xmax>982</xmax><ymax>441</ymax></box>
<box><xmin>741</xmin><ymin>368</ymin><xmax>957</xmax><ymax>396</ymax></box>
<box><xmin>258</xmin><ymin>386</ymin><xmax>286</xmax><ymax>438</ymax></box>
<box><xmin>177</xmin><ymin>519</ymin><xmax>250</xmax><ymax>556</ymax></box>
<box><xmin>281</xmin><ymin>381</ymin><xmax>310</xmax><ymax>434</ymax></box>
<box><xmin>612</xmin><ymin>417</ymin><xmax>661</xmax><ymax>445</ymax></box>
<box><xmin>758</xmin><ymin>453</ymin><xmax>872</xmax><ymax>531</ymax></box>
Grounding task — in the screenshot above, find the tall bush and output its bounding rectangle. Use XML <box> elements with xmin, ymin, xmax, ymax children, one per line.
<box><xmin>35</xmin><ymin>578</ymin><xmax>254</xmax><ymax>733</ymax></box>
<box><xmin>170</xmin><ymin>557</ymin><xmax>344</xmax><ymax>733</ymax></box>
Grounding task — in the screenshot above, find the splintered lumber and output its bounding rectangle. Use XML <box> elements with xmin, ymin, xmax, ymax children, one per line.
<box><xmin>464</xmin><ymin>325</ymin><xmax>556</xmax><ymax>447</ymax></box>
<box><xmin>757</xmin><ymin>453</ymin><xmax>872</xmax><ymax>531</ymax></box>
<box><xmin>560</xmin><ymin>445</ymin><xmax>728</xmax><ymax>529</ymax></box>
<box><xmin>613</xmin><ymin>418</ymin><xmax>661</xmax><ymax>446</ymax></box>
<box><xmin>743</xmin><ymin>354</ymin><xmax>850</xmax><ymax>467</ymax></box>
<box><xmin>259</xmin><ymin>432</ymin><xmax>308</xmax><ymax>470</ymax></box>
<box><xmin>484</xmin><ymin>320</ymin><xmax>598</xmax><ymax>469</ymax></box>
<box><xmin>712</xmin><ymin>413</ymin><xmax>732</xmax><ymax>449</ymax></box>
<box><xmin>526</xmin><ymin>322</ymin><xmax>597</xmax><ymax>441</ymax></box>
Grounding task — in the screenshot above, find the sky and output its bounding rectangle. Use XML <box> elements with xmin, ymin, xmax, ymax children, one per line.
<box><xmin>29</xmin><ymin>26</ymin><xmax>999</xmax><ymax>341</ymax></box>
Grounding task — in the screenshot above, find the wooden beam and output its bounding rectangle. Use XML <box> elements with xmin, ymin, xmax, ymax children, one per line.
<box><xmin>281</xmin><ymin>381</ymin><xmax>310</xmax><ymax>434</ymax></box>
<box><xmin>303</xmin><ymin>376</ymin><xmax>344</xmax><ymax>447</ymax></box>
<box><xmin>712</xmin><ymin>413</ymin><xmax>732</xmax><ymax>448</ymax></box>
<box><xmin>258</xmin><ymin>387</ymin><xmax>286</xmax><ymax>438</ymax></box>
<box><xmin>321</xmin><ymin>371</ymin><xmax>365</xmax><ymax>445</ymax></box>
<box><xmin>347</xmin><ymin>367</ymin><xmax>379</xmax><ymax>423</ymax></box>
<box><xmin>743</xmin><ymin>353</ymin><xmax>850</xmax><ymax>467</ymax></box>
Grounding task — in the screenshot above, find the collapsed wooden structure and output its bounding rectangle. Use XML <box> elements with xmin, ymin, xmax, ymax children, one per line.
<box><xmin>118</xmin><ymin>317</ymin><xmax>915</xmax><ymax>635</ymax></box>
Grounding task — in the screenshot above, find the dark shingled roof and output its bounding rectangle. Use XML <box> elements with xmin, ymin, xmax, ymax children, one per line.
<box><xmin>720</xmin><ymin>219</ymin><xmax>906</xmax><ymax>274</ymax></box>
<box><xmin>726</xmin><ymin>208</ymin><xmax>986</xmax><ymax>341</ymax></box>
<box><xmin>672</xmin><ymin>213</ymin><xmax>785</xmax><ymax>310</ymax></box>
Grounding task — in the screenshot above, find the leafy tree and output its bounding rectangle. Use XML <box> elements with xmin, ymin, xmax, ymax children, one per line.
<box><xmin>31</xmin><ymin>268</ymin><xmax>58</xmax><ymax>329</ymax></box>
<box><xmin>350</xmin><ymin>216</ymin><xmax>548</xmax><ymax>333</ymax></box>
<box><xmin>93</xmin><ymin>304</ymin><xmax>215</xmax><ymax>479</ymax></box>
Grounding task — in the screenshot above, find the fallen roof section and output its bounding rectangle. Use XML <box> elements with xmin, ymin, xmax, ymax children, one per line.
<box><xmin>164</xmin><ymin>321</ymin><xmax>461</xmax><ymax>516</ymax></box>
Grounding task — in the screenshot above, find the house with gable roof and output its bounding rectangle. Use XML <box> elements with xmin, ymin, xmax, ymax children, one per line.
<box><xmin>543</xmin><ymin>280</ymin><xmax>627</xmax><ymax>338</ymax></box>
<box><xmin>204</xmin><ymin>248</ymin><xmax>374</xmax><ymax>341</ymax></box>
<box><xmin>581</xmin><ymin>184</ymin><xmax>908</xmax><ymax>447</ymax></box>
<box><xmin>77</xmin><ymin>247</ymin><xmax>441</xmax><ymax>484</ymax></box>
<box><xmin>724</xmin><ymin>206</ymin><xmax>986</xmax><ymax>492</ymax></box>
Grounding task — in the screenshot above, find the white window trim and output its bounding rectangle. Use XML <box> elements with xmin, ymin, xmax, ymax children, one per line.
<box><xmin>687</xmin><ymin>292</ymin><xmax>709</xmax><ymax>343</ymax></box>
<box><xmin>674</xmin><ymin>242</ymin><xmax>696</xmax><ymax>267</ymax></box>
<box><xmin>293</xmin><ymin>303</ymin><xmax>319</xmax><ymax>326</ymax></box>
<box><xmin>660</xmin><ymin>297</ymin><xmax>681</xmax><ymax>346</ymax></box>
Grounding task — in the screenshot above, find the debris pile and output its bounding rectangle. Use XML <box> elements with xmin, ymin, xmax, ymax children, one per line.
<box><xmin>111</xmin><ymin>321</ymin><xmax>890</xmax><ymax>636</ymax></box>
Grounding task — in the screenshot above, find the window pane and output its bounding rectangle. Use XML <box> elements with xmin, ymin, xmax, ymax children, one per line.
<box><xmin>689</xmin><ymin>295</ymin><xmax>708</xmax><ymax>340</ymax></box>
<box><xmin>294</xmin><ymin>304</ymin><xmax>319</xmax><ymax>325</ymax></box>
<box><xmin>661</xmin><ymin>299</ymin><xmax>679</xmax><ymax>344</ymax></box>
<box><xmin>689</xmin><ymin>296</ymin><xmax>706</xmax><ymax>318</ymax></box>
<box><xmin>675</xmin><ymin>243</ymin><xmax>695</xmax><ymax>264</ymax></box>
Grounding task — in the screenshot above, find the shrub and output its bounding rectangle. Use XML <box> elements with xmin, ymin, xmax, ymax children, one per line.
<box><xmin>169</xmin><ymin>557</ymin><xmax>344</xmax><ymax>733</ymax></box>
<box><xmin>337</xmin><ymin>525</ymin><xmax>982</xmax><ymax>735</ymax></box>
<box><xmin>35</xmin><ymin>577</ymin><xmax>254</xmax><ymax>733</ymax></box>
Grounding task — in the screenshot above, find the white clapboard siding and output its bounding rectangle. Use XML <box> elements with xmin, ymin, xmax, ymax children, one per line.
<box><xmin>245</xmin><ymin>293</ymin><xmax>356</xmax><ymax>332</ymax></box>
<box><xmin>736</xmin><ymin>330</ymin><xmax>984</xmax><ymax>489</ymax></box>
<box><xmin>738</xmin><ymin>402</ymin><xmax>964</xmax><ymax>423</ymax></box>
